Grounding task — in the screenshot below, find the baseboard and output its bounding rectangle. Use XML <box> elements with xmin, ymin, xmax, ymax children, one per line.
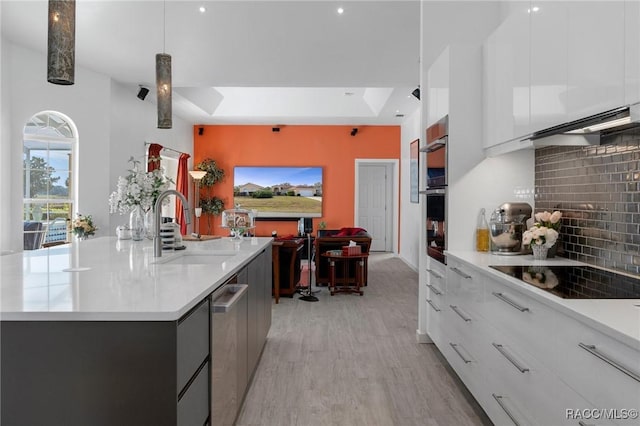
<box><xmin>416</xmin><ymin>329</ymin><xmax>433</xmax><ymax>344</ymax></box>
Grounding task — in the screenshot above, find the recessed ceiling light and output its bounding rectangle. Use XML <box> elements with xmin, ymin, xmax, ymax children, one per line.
<box><xmin>337</xmin><ymin>7</ymin><xmax>344</xmax><ymax>15</ymax></box>
<box><xmin>199</xmin><ymin>6</ymin><xmax>206</xmax><ymax>13</ymax></box>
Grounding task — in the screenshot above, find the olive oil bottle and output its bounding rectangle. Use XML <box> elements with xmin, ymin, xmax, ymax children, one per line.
<box><xmin>476</xmin><ymin>208</ymin><xmax>490</xmax><ymax>252</ymax></box>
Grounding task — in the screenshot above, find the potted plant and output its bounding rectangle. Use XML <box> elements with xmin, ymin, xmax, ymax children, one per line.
<box><xmin>196</xmin><ymin>158</ymin><xmax>225</xmax><ymax>233</ymax></box>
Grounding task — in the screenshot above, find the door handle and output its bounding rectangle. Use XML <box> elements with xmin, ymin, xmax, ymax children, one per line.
<box><xmin>212</xmin><ymin>284</ymin><xmax>248</xmax><ymax>313</ymax></box>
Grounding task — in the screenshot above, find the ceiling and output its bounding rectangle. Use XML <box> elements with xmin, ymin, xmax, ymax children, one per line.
<box><xmin>1</xmin><ymin>0</ymin><xmax>421</xmax><ymax>126</ymax></box>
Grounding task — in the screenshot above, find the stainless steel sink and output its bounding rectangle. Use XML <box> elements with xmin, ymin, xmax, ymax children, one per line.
<box><xmin>153</xmin><ymin>251</ymin><xmax>237</xmax><ymax>265</ymax></box>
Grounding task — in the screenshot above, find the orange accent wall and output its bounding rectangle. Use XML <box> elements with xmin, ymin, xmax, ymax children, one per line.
<box><xmin>194</xmin><ymin>125</ymin><xmax>400</xmax><ymax>237</ymax></box>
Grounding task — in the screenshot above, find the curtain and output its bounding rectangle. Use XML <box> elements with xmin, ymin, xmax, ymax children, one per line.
<box><xmin>175</xmin><ymin>153</ymin><xmax>191</xmax><ymax>235</ymax></box>
<box><xmin>147</xmin><ymin>143</ymin><xmax>163</xmax><ymax>172</ymax></box>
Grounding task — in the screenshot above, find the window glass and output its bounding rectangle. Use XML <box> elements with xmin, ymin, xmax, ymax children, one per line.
<box><xmin>23</xmin><ymin>112</ymin><xmax>76</xmax><ymax>249</ymax></box>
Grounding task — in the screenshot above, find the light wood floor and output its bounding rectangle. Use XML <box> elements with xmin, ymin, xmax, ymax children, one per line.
<box><xmin>237</xmin><ymin>253</ymin><xmax>492</xmax><ymax>426</ymax></box>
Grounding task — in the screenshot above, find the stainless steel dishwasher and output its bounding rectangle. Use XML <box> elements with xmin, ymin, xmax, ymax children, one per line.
<box><xmin>211</xmin><ymin>277</ymin><xmax>248</xmax><ymax>426</ymax></box>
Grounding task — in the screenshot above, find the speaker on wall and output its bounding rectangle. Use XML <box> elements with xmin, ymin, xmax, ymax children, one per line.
<box><xmin>303</xmin><ymin>218</ymin><xmax>313</xmax><ymax>234</ymax></box>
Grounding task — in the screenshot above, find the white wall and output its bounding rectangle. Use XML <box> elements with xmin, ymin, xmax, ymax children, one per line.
<box><xmin>108</xmin><ymin>81</ymin><xmax>193</xmax><ymax>233</ymax></box>
<box><xmin>0</xmin><ymin>39</ymin><xmax>193</xmax><ymax>253</ymax></box>
<box><xmin>399</xmin><ymin>108</ymin><xmax>421</xmax><ymax>270</ymax></box>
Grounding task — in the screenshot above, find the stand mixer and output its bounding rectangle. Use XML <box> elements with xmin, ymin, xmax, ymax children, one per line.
<box><xmin>489</xmin><ymin>202</ymin><xmax>532</xmax><ymax>255</ymax></box>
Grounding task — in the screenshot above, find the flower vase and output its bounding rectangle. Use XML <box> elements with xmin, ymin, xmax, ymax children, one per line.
<box><xmin>144</xmin><ymin>208</ymin><xmax>155</xmax><ymax>240</ymax></box>
<box><xmin>532</xmin><ymin>244</ymin><xmax>548</xmax><ymax>260</ymax></box>
<box><xmin>130</xmin><ymin>205</ymin><xmax>145</xmax><ymax>241</ymax></box>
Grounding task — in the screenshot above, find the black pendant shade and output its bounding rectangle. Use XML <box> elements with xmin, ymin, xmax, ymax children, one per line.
<box><xmin>47</xmin><ymin>0</ymin><xmax>75</xmax><ymax>85</ymax></box>
<box><xmin>156</xmin><ymin>53</ymin><xmax>172</xmax><ymax>129</ymax></box>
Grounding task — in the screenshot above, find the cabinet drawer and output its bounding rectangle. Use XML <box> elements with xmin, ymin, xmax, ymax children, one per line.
<box><xmin>482</xmin><ymin>322</ymin><xmax>596</xmax><ymax>426</ymax></box>
<box><xmin>177</xmin><ymin>298</ymin><xmax>210</xmax><ymax>393</ymax></box>
<box><xmin>555</xmin><ymin>314</ymin><xmax>640</xmax><ymax>423</ymax></box>
<box><xmin>425</xmin><ymin>297</ymin><xmax>445</xmax><ymax>348</ymax></box>
<box><xmin>177</xmin><ymin>362</ymin><xmax>210</xmax><ymax>426</ymax></box>
<box><xmin>481</xmin><ymin>278</ymin><xmax>558</xmax><ymax>367</ymax></box>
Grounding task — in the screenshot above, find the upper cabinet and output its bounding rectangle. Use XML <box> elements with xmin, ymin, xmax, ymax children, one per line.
<box><xmin>530</xmin><ymin>1</ymin><xmax>569</xmax><ymax>132</ymax></box>
<box><xmin>485</xmin><ymin>1</ymin><xmax>630</xmax><ymax>152</ymax></box>
<box><xmin>483</xmin><ymin>3</ymin><xmax>530</xmax><ymax>148</ymax></box>
<box><xmin>626</xmin><ymin>0</ymin><xmax>640</xmax><ymax>106</ymax></box>
<box><xmin>566</xmin><ymin>1</ymin><xmax>625</xmax><ymax>121</ymax></box>
<box><xmin>426</xmin><ymin>47</ymin><xmax>450</xmax><ymax>127</ymax></box>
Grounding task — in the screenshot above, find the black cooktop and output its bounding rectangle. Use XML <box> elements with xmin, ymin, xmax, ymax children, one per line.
<box><xmin>489</xmin><ymin>265</ymin><xmax>640</xmax><ymax>299</ymax></box>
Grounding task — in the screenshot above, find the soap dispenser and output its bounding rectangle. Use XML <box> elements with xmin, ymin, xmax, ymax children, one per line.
<box><xmin>476</xmin><ymin>208</ymin><xmax>490</xmax><ymax>252</ymax></box>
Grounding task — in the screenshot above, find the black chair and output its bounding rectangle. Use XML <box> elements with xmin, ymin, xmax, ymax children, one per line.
<box><xmin>24</xmin><ymin>221</ymin><xmax>45</xmax><ymax>250</ymax></box>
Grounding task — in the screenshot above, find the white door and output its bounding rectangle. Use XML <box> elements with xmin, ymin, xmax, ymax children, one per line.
<box><xmin>357</xmin><ymin>163</ymin><xmax>393</xmax><ymax>252</ymax></box>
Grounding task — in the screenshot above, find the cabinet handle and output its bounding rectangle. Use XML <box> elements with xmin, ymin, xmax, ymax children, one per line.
<box><xmin>426</xmin><ymin>299</ymin><xmax>441</xmax><ymax>312</ymax></box>
<box><xmin>578</xmin><ymin>343</ymin><xmax>640</xmax><ymax>383</ymax></box>
<box><xmin>492</xmin><ymin>394</ymin><xmax>522</xmax><ymax>426</ymax></box>
<box><xmin>449</xmin><ymin>343</ymin><xmax>472</xmax><ymax>364</ymax></box>
<box><xmin>450</xmin><ymin>267</ymin><xmax>472</xmax><ymax>279</ymax></box>
<box><xmin>426</xmin><ymin>268</ymin><xmax>444</xmax><ymax>279</ymax></box>
<box><xmin>449</xmin><ymin>305</ymin><xmax>472</xmax><ymax>322</ymax></box>
<box><xmin>492</xmin><ymin>343</ymin><xmax>530</xmax><ymax>373</ymax></box>
<box><xmin>492</xmin><ymin>292</ymin><xmax>530</xmax><ymax>312</ymax></box>
<box><xmin>426</xmin><ymin>284</ymin><xmax>443</xmax><ymax>295</ymax></box>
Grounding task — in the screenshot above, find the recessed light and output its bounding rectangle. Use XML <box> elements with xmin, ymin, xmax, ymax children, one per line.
<box><xmin>199</xmin><ymin>6</ymin><xmax>206</xmax><ymax>13</ymax></box>
<box><xmin>337</xmin><ymin>7</ymin><xmax>344</xmax><ymax>14</ymax></box>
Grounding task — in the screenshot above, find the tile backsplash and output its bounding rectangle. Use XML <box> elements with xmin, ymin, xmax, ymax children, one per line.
<box><xmin>535</xmin><ymin>129</ymin><xmax>640</xmax><ymax>275</ymax></box>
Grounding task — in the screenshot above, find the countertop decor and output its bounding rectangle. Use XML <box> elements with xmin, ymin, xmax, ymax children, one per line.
<box><xmin>108</xmin><ymin>157</ymin><xmax>173</xmax><ymax>214</ymax></box>
<box><xmin>71</xmin><ymin>213</ymin><xmax>96</xmax><ymax>239</ymax></box>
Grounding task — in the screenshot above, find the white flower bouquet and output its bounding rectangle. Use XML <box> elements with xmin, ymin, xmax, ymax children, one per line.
<box><xmin>109</xmin><ymin>157</ymin><xmax>172</xmax><ymax>214</ymax></box>
<box><xmin>72</xmin><ymin>213</ymin><xmax>97</xmax><ymax>239</ymax></box>
<box><xmin>522</xmin><ymin>224</ymin><xmax>559</xmax><ymax>249</ymax></box>
<box><xmin>534</xmin><ymin>210</ymin><xmax>562</xmax><ymax>231</ymax></box>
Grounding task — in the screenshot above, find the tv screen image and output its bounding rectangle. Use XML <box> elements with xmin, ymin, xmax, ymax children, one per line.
<box><xmin>233</xmin><ymin>166</ymin><xmax>323</xmax><ymax>218</ymax></box>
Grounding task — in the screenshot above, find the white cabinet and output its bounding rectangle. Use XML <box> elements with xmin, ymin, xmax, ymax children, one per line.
<box><xmin>483</xmin><ymin>3</ymin><xmax>531</xmax><ymax>148</ymax></box>
<box><xmin>566</xmin><ymin>1</ymin><xmax>625</xmax><ymax>121</ymax></box>
<box><xmin>431</xmin><ymin>256</ymin><xmax>631</xmax><ymax>426</ymax></box>
<box><xmin>626</xmin><ymin>0</ymin><xmax>640</xmax><ymax>106</ymax></box>
<box><xmin>426</xmin><ymin>47</ymin><xmax>450</xmax><ymax>127</ymax></box>
<box><xmin>485</xmin><ymin>1</ymin><xmax>628</xmax><ymax>152</ymax></box>
<box><xmin>555</xmin><ymin>314</ymin><xmax>640</xmax><ymax>425</ymax></box>
<box><xmin>425</xmin><ymin>260</ymin><xmax>446</xmax><ymax>347</ymax></box>
<box><xmin>530</xmin><ymin>1</ymin><xmax>569</xmax><ymax>132</ymax></box>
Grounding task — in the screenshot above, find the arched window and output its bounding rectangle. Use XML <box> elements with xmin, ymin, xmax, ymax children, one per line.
<box><xmin>23</xmin><ymin>111</ymin><xmax>77</xmax><ymax>249</ymax></box>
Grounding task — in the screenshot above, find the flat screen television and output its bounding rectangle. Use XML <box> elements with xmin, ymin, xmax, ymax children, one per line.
<box><xmin>233</xmin><ymin>166</ymin><xmax>323</xmax><ymax>218</ymax></box>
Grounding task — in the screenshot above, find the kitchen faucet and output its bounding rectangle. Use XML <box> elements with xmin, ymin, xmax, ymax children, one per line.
<box><xmin>154</xmin><ymin>189</ymin><xmax>191</xmax><ymax>257</ymax></box>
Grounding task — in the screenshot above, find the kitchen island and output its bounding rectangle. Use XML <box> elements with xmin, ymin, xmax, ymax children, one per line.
<box><xmin>0</xmin><ymin>236</ymin><xmax>273</xmax><ymax>426</ymax></box>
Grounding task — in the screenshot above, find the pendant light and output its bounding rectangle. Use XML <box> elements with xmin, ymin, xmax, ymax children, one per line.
<box><xmin>156</xmin><ymin>0</ymin><xmax>172</xmax><ymax>129</ymax></box>
<box><xmin>47</xmin><ymin>0</ymin><xmax>76</xmax><ymax>85</ymax></box>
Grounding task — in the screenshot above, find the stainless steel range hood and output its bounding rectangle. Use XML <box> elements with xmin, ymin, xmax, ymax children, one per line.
<box><xmin>485</xmin><ymin>103</ymin><xmax>640</xmax><ymax>157</ymax></box>
<box><xmin>527</xmin><ymin>103</ymin><xmax>640</xmax><ymax>145</ymax></box>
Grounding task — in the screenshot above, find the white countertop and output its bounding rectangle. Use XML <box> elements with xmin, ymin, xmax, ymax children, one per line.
<box><xmin>0</xmin><ymin>236</ymin><xmax>272</xmax><ymax>321</ymax></box>
<box><xmin>446</xmin><ymin>250</ymin><xmax>640</xmax><ymax>350</ymax></box>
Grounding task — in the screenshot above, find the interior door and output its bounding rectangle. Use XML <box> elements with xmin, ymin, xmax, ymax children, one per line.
<box><xmin>357</xmin><ymin>163</ymin><xmax>392</xmax><ymax>251</ymax></box>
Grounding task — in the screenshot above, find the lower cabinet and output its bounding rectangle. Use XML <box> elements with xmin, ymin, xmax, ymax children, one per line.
<box><xmin>436</xmin><ymin>257</ymin><xmax>637</xmax><ymax>426</ymax></box>
<box><xmin>0</xmin><ymin>297</ymin><xmax>211</xmax><ymax>426</ymax></box>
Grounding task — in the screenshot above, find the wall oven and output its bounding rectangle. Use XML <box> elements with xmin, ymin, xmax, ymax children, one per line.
<box><xmin>424</xmin><ymin>116</ymin><xmax>448</xmax><ymax>264</ymax></box>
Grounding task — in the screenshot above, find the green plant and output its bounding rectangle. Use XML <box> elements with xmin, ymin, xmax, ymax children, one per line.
<box><xmin>196</xmin><ymin>158</ymin><xmax>225</xmax><ymax>187</ymax></box>
<box><xmin>252</xmin><ymin>189</ymin><xmax>273</xmax><ymax>199</ymax></box>
<box><xmin>195</xmin><ymin>158</ymin><xmax>226</xmax><ymax>233</ymax></box>
<box><xmin>201</xmin><ymin>196</ymin><xmax>225</xmax><ymax>234</ymax></box>
<box><xmin>318</xmin><ymin>221</ymin><xmax>327</xmax><ymax>230</ymax></box>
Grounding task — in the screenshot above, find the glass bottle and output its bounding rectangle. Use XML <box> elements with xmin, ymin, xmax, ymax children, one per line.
<box><xmin>476</xmin><ymin>208</ymin><xmax>490</xmax><ymax>252</ymax></box>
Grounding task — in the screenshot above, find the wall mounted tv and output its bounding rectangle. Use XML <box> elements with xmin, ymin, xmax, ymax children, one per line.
<box><xmin>233</xmin><ymin>166</ymin><xmax>323</xmax><ymax>218</ymax></box>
